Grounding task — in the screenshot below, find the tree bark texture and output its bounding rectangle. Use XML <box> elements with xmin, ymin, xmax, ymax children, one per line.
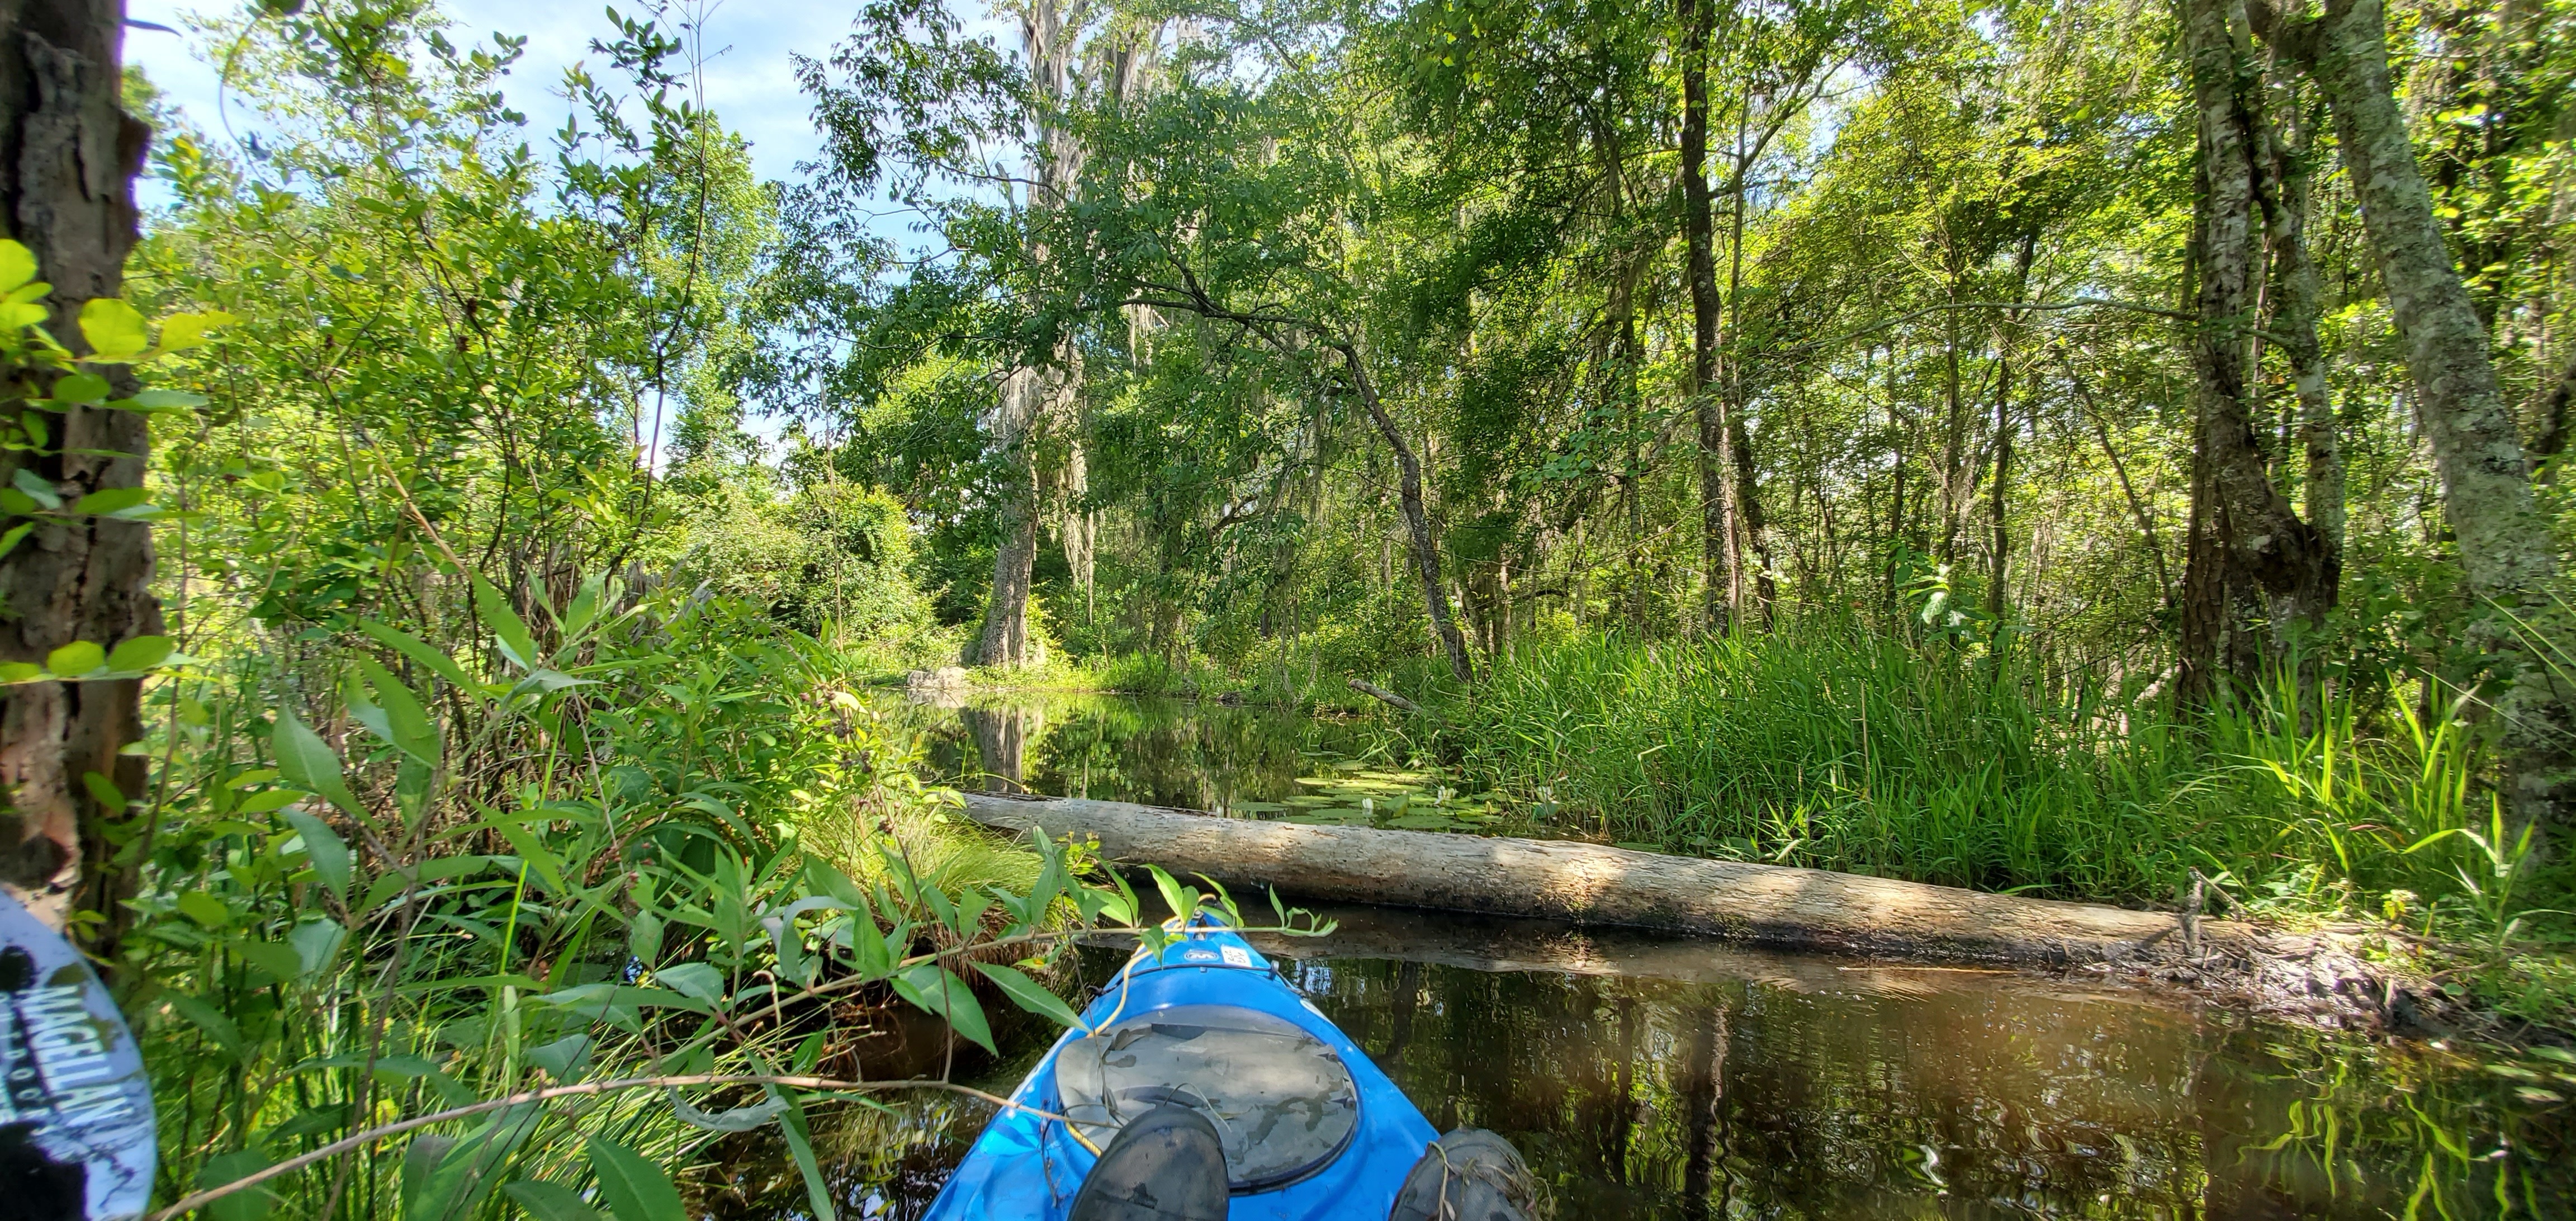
<box><xmin>977</xmin><ymin>365</ymin><xmax>1049</xmax><ymax>668</ymax></box>
<box><xmin>2176</xmin><ymin>0</ymin><xmax>2336</xmax><ymax>703</ymax></box>
<box><xmin>2260</xmin><ymin>90</ymin><xmax>2345</xmax><ymax>553</ymax></box>
<box><xmin>1680</xmin><ymin>0</ymin><xmax>1739</xmax><ymax>635</ymax></box>
<box><xmin>0</xmin><ymin>0</ymin><xmax>155</xmax><ymax>935</ymax></box>
<box><xmin>2292</xmin><ymin>0</ymin><xmax>2572</xmax><ymax>831</ymax></box>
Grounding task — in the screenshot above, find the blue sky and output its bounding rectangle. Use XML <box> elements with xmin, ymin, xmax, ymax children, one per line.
<box><xmin>124</xmin><ymin>1</ymin><xmax>865</xmax><ymax>190</ymax></box>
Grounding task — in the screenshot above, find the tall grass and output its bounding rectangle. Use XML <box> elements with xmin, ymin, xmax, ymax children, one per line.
<box><xmin>1448</xmin><ymin>628</ymin><xmax>2565</xmax><ymax>934</ymax></box>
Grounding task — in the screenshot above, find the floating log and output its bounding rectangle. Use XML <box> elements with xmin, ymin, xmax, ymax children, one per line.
<box><xmin>961</xmin><ymin>792</ymin><xmax>2253</xmax><ymax>966</ymax></box>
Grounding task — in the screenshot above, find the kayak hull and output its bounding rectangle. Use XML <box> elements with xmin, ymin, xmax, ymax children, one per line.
<box><xmin>923</xmin><ymin>921</ymin><xmax>1435</xmax><ymax>1220</ymax></box>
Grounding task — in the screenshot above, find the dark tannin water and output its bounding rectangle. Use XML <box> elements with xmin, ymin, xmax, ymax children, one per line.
<box><xmin>697</xmin><ymin>694</ymin><xmax>2572</xmax><ymax>1218</ymax></box>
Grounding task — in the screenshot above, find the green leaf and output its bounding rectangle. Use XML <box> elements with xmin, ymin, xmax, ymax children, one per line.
<box><xmin>272</xmin><ymin>707</ymin><xmax>364</xmax><ymax>820</ymax></box>
<box><xmin>402</xmin><ymin>1134</ymin><xmax>462</xmax><ymax>1221</ymax></box>
<box><xmin>892</xmin><ymin>963</ymin><xmax>996</xmax><ymax>1053</ymax></box>
<box><xmin>176</xmin><ymin>890</ymin><xmax>231</xmax><ymax>928</ymax></box>
<box><xmin>231</xmin><ymin>938</ymin><xmax>302</xmax><ymax>983</ymax></box>
<box><xmin>1150</xmin><ymin>864</ymin><xmax>1197</xmax><ymax>923</ymax></box>
<box><xmin>357</xmin><ymin>619</ymin><xmax>479</xmax><ymax>695</ymax></box>
<box><xmin>0</xmin><ymin>240</ymin><xmax>34</xmax><ymax>293</ymax></box>
<box><xmin>0</xmin><ymin>662</ymin><xmax>42</xmax><ymax>684</ymax></box>
<box><xmin>72</xmin><ymin>486</ymin><xmax>151</xmax><ymax>517</ymax></box>
<box><xmin>165</xmin><ymin>991</ymin><xmax>244</xmax><ymax>1061</ymax></box>
<box><xmin>283</xmin><ymin>809</ymin><xmax>352</xmax><ymax>895</ymax></box>
<box><xmin>772</xmin><ymin>1079</ymin><xmax>837</xmax><ymax>1221</ymax></box>
<box><xmin>82</xmin><ymin>770</ymin><xmax>127</xmax><ymax>812</ymax></box>
<box><xmin>561</xmin><ymin>572</ymin><xmax>605</xmax><ymax>640</ymax></box>
<box><xmin>155</xmin><ymin>309</ymin><xmax>235</xmax><ymax>353</ymax></box>
<box><xmin>50</xmin><ymin>372</ymin><xmax>111</xmax><ymax>404</ymax></box>
<box><xmin>355</xmin><ymin>657</ymin><xmax>439</xmax><ymax>764</ymax></box>
<box><xmin>12</xmin><ymin>469</ymin><xmax>61</xmax><ymax>510</ymax></box>
<box><xmin>584</xmin><ymin>1136</ymin><xmax>686</xmax><ymax>1221</ymax></box>
<box><xmin>104</xmin><ymin>633</ymin><xmax>174</xmax><ymax>673</ymax></box>
<box><xmin>651</xmin><ymin>962</ymin><xmax>725</xmax><ymax>1006</ymax></box>
<box><xmin>506</xmin><ymin>1181</ymin><xmax>606</xmax><ymax>1221</ymax></box>
<box><xmin>804</xmin><ymin>858</ymin><xmax>870</xmax><ymax>910</ymax></box>
<box><xmin>128</xmin><ymin>387</ymin><xmax>210</xmax><ymax>410</ymax></box>
<box><xmin>974</xmin><ymin>962</ymin><xmax>1088</xmax><ymax>1031</ymax></box>
<box><xmin>627</xmin><ymin>911</ymin><xmax>664</xmax><ymax>966</ymax></box>
<box><xmin>0</xmin><ymin>522</ymin><xmax>32</xmax><ymax>559</ymax></box>
<box><xmin>201</xmin><ymin>1147</ymin><xmax>275</xmax><ymax>1221</ymax></box>
<box><xmin>525</xmin><ymin>1033</ymin><xmax>593</xmax><ymax>1083</ymax></box>
<box><xmin>291</xmin><ymin>917</ymin><xmax>347</xmax><ymax>979</ymax></box>
<box><xmin>78</xmin><ymin>297</ymin><xmax>149</xmax><ymax>361</ymax></box>
<box><xmin>475</xmin><ymin>577</ymin><xmax>543</xmax><ymax>671</ymax></box>
<box><xmin>43</xmin><ymin>640</ymin><xmax>103</xmax><ymax>676</ymax></box>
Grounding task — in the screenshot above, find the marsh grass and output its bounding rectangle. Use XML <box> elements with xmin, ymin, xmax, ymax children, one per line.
<box><xmin>1448</xmin><ymin>629</ymin><xmax>2572</xmax><ymax>946</ymax></box>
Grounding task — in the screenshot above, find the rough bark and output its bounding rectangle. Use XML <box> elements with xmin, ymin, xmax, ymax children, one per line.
<box><xmin>2261</xmin><ymin>91</ymin><xmax>2345</xmax><ymax>553</ymax></box>
<box><xmin>2176</xmin><ymin>0</ymin><xmax>2336</xmax><ymax>703</ymax></box>
<box><xmin>2284</xmin><ymin>0</ymin><xmax>2572</xmax><ymax>830</ymax></box>
<box><xmin>1680</xmin><ymin>0</ymin><xmax>1739</xmax><ymax>634</ymax></box>
<box><xmin>963</xmin><ymin>792</ymin><xmax>2260</xmax><ymax>964</ymax></box>
<box><xmin>977</xmin><ymin>365</ymin><xmax>1048</xmax><ymax>668</ymax></box>
<box><xmin>0</xmin><ymin>0</ymin><xmax>156</xmax><ymax>937</ymax></box>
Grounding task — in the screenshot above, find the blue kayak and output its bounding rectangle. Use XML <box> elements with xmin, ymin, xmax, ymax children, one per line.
<box><xmin>923</xmin><ymin>914</ymin><xmax>1440</xmax><ymax>1220</ymax></box>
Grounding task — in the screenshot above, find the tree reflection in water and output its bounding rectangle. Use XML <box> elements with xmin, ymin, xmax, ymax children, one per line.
<box><xmin>706</xmin><ymin>908</ymin><xmax>2568</xmax><ymax>1219</ymax></box>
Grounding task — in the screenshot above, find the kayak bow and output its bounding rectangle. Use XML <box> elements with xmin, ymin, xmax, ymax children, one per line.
<box><xmin>924</xmin><ymin>914</ymin><xmax>1438</xmax><ymax>1220</ymax></box>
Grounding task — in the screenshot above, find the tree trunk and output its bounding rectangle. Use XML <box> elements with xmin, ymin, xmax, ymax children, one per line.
<box><xmin>1937</xmin><ymin>285</ymin><xmax>1967</xmax><ymax>565</ymax></box>
<box><xmin>1680</xmin><ymin>0</ymin><xmax>1737</xmax><ymax>634</ymax></box>
<box><xmin>2176</xmin><ymin>0</ymin><xmax>2335</xmax><ymax>704</ymax></box>
<box><xmin>1062</xmin><ymin>438</ymin><xmax>1094</xmax><ymax>621</ymax></box>
<box><xmin>2261</xmin><ymin>91</ymin><xmax>2345</xmax><ymax>554</ymax></box>
<box><xmin>978</xmin><ymin>366</ymin><xmax>1046</xmax><ymax>668</ymax></box>
<box><xmin>2290</xmin><ymin>0</ymin><xmax>2571</xmax><ymax>831</ymax></box>
<box><xmin>1722</xmin><ymin>117</ymin><xmax>1773</xmax><ymax>626</ymax></box>
<box><xmin>1988</xmin><ymin>234</ymin><xmax>2037</xmax><ymax>622</ymax></box>
<box><xmin>0</xmin><ymin>0</ymin><xmax>155</xmax><ymax>938</ymax></box>
<box><xmin>979</xmin><ymin>0</ymin><xmax>1088</xmax><ymax>668</ymax></box>
<box><xmin>1341</xmin><ymin>346</ymin><xmax>1475</xmax><ymax>683</ymax></box>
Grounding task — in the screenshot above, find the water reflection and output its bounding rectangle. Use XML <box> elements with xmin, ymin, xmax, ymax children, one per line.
<box><xmin>701</xmin><ymin>906</ymin><xmax>2569</xmax><ymax>1219</ymax></box>
<box><xmin>879</xmin><ymin>690</ymin><xmax>1387</xmax><ymax>810</ymax></box>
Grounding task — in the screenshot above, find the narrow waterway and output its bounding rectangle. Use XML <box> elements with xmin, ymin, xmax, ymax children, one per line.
<box><xmin>695</xmin><ymin>693</ymin><xmax>2572</xmax><ymax>1218</ymax></box>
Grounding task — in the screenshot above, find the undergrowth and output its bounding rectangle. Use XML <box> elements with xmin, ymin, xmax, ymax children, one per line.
<box><xmin>1443</xmin><ymin>628</ymin><xmax>2576</xmax><ymax>1023</ymax></box>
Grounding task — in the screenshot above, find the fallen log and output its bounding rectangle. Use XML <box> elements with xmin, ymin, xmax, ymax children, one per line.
<box><xmin>960</xmin><ymin>792</ymin><xmax>2253</xmax><ymax>967</ymax></box>
<box><xmin>1344</xmin><ymin>677</ymin><xmax>1428</xmax><ymax>717</ymax></box>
